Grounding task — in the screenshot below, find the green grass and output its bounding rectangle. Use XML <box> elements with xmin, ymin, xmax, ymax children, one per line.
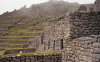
<box><xmin>0</xmin><ymin>50</ymin><xmax>5</xmax><ymax>56</ymax></box>
<box><xmin>0</xmin><ymin>47</ymin><xmax>34</xmax><ymax>50</ymax></box>
<box><xmin>0</xmin><ymin>36</ymin><xmax>39</xmax><ymax>38</ymax></box>
<box><xmin>0</xmin><ymin>43</ymin><xmax>27</xmax><ymax>45</ymax></box>
<box><xmin>21</xmin><ymin>31</ymin><xmax>44</xmax><ymax>33</ymax></box>
<box><xmin>1</xmin><ymin>51</ymin><xmax>59</xmax><ymax>57</ymax></box>
<box><xmin>71</xmin><ymin>39</ymin><xmax>77</xmax><ymax>42</ymax></box>
<box><xmin>0</xmin><ymin>39</ymin><xmax>32</xmax><ymax>41</ymax></box>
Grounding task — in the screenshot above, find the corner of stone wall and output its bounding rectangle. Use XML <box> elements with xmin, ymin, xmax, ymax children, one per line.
<box><xmin>64</xmin><ymin>35</ymin><xmax>100</xmax><ymax>62</ymax></box>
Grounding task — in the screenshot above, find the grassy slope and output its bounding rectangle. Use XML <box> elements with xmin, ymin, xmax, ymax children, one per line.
<box><xmin>0</xmin><ymin>2</ymin><xmax>92</xmax><ymax>36</ymax></box>
<box><xmin>0</xmin><ymin>1</ymin><xmax>93</xmax><ymax>56</ymax></box>
<box><xmin>0</xmin><ymin>1</ymin><xmax>81</xmax><ymax>36</ymax></box>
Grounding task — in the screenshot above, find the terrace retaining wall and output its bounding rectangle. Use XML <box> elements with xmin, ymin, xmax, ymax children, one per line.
<box><xmin>0</xmin><ymin>53</ymin><xmax>62</xmax><ymax>62</ymax></box>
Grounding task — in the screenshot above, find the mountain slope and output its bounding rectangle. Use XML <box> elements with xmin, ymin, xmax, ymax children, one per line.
<box><xmin>0</xmin><ymin>1</ymin><xmax>93</xmax><ymax>36</ymax></box>
<box><xmin>0</xmin><ymin>1</ymin><xmax>79</xmax><ymax>36</ymax></box>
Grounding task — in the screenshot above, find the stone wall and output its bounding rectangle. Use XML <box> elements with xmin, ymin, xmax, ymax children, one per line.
<box><xmin>94</xmin><ymin>0</ymin><xmax>100</xmax><ymax>11</ymax></box>
<box><xmin>68</xmin><ymin>11</ymin><xmax>100</xmax><ymax>39</ymax></box>
<box><xmin>4</xmin><ymin>48</ymin><xmax>36</xmax><ymax>55</ymax></box>
<box><xmin>64</xmin><ymin>35</ymin><xmax>100</xmax><ymax>62</ymax></box>
<box><xmin>28</xmin><ymin>16</ymin><xmax>70</xmax><ymax>52</ymax></box>
<box><xmin>0</xmin><ymin>53</ymin><xmax>62</xmax><ymax>62</ymax></box>
<box><xmin>36</xmin><ymin>11</ymin><xmax>100</xmax><ymax>52</ymax></box>
<box><xmin>28</xmin><ymin>37</ymin><xmax>41</xmax><ymax>49</ymax></box>
<box><xmin>28</xmin><ymin>11</ymin><xmax>100</xmax><ymax>62</ymax></box>
<box><xmin>42</xmin><ymin>19</ymin><xmax>68</xmax><ymax>52</ymax></box>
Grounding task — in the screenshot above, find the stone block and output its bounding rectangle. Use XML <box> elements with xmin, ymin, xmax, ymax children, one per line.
<box><xmin>11</xmin><ymin>61</ymin><xmax>14</xmax><ymax>62</ymax></box>
<box><xmin>75</xmin><ymin>57</ymin><xmax>79</xmax><ymax>62</ymax></box>
<box><xmin>90</xmin><ymin>49</ymin><xmax>94</xmax><ymax>53</ymax></box>
<box><xmin>92</xmin><ymin>54</ymin><xmax>100</xmax><ymax>59</ymax></box>
<box><xmin>80</xmin><ymin>47</ymin><xmax>84</xmax><ymax>51</ymax></box>
<box><xmin>84</xmin><ymin>45</ymin><xmax>88</xmax><ymax>49</ymax></box>
<box><xmin>80</xmin><ymin>51</ymin><xmax>85</xmax><ymax>55</ymax></box>
<box><xmin>87</xmin><ymin>44</ymin><xmax>93</xmax><ymax>48</ymax></box>
<box><xmin>85</xmin><ymin>57</ymin><xmax>92</xmax><ymax>62</ymax></box>
<box><xmin>79</xmin><ymin>55</ymin><xmax>83</xmax><ymax>60</ymax></box>
<box><xmin>79</xmin><ymin>61</ymin><xmax>86</xmax><ymax>62</ymax></box>
<box><xmin>82</xmin><ymin>56</ymin><xmax>87</xmax><ymax>61</ymax></box>
<box><xmin>84</xmin><ymin>52</ymin><xmax>90</xmax><ymax>56</ymax></box>
<box><xmin>75</xmin><ymin>47</ymin><xmax>80</xmax><ymax>50</ymax></box>
<box><xmin>92</xmin><ymin>58</ymin><xmax>100</xmax><ymax>62</ymax></box>
<box><xmin>70</xmin><ymin>57</ymin><xmax>75</xmax><ymax>62</ymax></box>
<box><xmin>85</xmin><ymin>41</ymin><xmax>92</xmax><ymax>45</ymax></box>
<box><xmin>14</xmin><ymin>59</ymin><xmax>20</xmax><ymax>62</ymax></box>
<box><xmin>91</xmin><ymin>35</ymin><xmax>100</xmax><ymax>39</ymax></box>
<box><xmin>98</xmin><ymin>38</ymin><xmax>100</xmax><ymax>42</ymax></box>
<box><xmin>91</xmin><ymin>38</ymin><xmax>97</xmax><ymax>43</ymax></box>
<box><xmin>78</xmin><ymin>37</ymin><xmax>91</xmax><ymax>41</ymax></box>
<box><xmin>94</xmin><ymin>48</ymin><xmax>100</xmax><ymax>54</ymax></box>
<box><xmin>77</xmin><ymin>50</ymin><xmax>81</xmax><ymax>54</ymax></box>
<box><xmin>93</xmin><ymin>43</ymin><xmax>100</xmax><ymax>48</ymax></box>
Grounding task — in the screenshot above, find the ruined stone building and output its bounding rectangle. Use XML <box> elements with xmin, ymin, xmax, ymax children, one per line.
<box><xmin>28</xmin><ymin>0</ymin><xmax>100</xmax><ymax>62</ymax></box>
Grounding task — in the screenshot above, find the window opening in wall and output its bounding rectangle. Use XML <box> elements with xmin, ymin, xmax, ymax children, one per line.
<box><xmin>41</xmin><ymin>36</ymin><xmax>43</xmax><ymax>44</ymax></box>
<box><xmin>48</xmin><ymin>41</ymin><xmax>50</xmax><ymax>49</ymax></box>
<box><xmin>61</xmin><ymin>39</ymin><xmax>63</xmax><ymax>50</ymax></box>
<box><xmin>53</xmin><ymin>40</ymin><xmax>55</xmax><ymax>50</ymax></box>
<box><xmin>44</xmin><ymin>42</ymin><xmax>46</xmax><ymax>50</ymax></box>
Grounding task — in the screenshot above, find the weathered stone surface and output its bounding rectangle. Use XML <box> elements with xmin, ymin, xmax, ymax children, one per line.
<box><xmin>92</xmin><ymin>54</ymin><xmax>100</xmax><ymax>59</ymax></box>
<box><xmin>94</xmin><ymin>0</ymin><xmax>100</xmax><ymax>11</ymax></box>
<box><xmin>93</xmin><ymin>43</ymin><xmax>100</xmax><ymax>48</ymax></box>
<box><xmin>98</xmin><ymin>38</ymin><xmax>100</xmax><ymax>42</ymax></box>
<box><xmin>27</xmin><ymin>4</ymin><xmax>100</xmax><ymax>62</ymax></box>
<box><xmin>92</xmin><ymin>58</ymin><xmax>100</xmax><ymax>62</ymax></box>
<box><xmin>78</xmin><ymin>5</ymin><xmax>87</xmax><ymax>11</ymax></box>
<box><xmin>90</xmin><ymin>49</ymin><xmax>94</xmax><ymax>53</ymax></box>
<box><xmin>78</xmin><ymin>37</ymin><xmax>91</xmax><ymax>41</ymax></box>
<box><xmin>75</xmin><ymin>57</ymin><xmax>79</xmax><ymax>62</ymax></box>
<box><xmin>83</xmin><ymin>56</ymin><xmax>93</xmax><ymax>62</ymax></box>
<box><xmin>94</xmin><ymin>48</ymin><xmax>100</xmax><ymax>54</ymax></box>
<box><xmin>91</xmin><ymin>38</ymin><xmax>97</xmax><ymax>43</ymax></box>
<box><xmin>91</xmin><ymin>35</ymin><xmax>100</xmax><ymax>39</ymax></box>
<box><xmin>0</xmin><ymin>54</ymin><xmax>62</xmax><ymax>62</ymax></box>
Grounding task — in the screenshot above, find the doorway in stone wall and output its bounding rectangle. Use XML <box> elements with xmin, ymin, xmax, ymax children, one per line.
<box><xmin>61</xmin><ymin>39</ymin><xmax>63</xmax><ymax>50</ymax></box>
<box><xmin>53</xmin><ymin>40</ymin><xmax>55</xmax><ymax>50</ymax></box>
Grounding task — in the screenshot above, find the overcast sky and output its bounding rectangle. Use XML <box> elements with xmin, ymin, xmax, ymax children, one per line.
<box><xmin>0</xmin><ymin>0</ymin><xmax>95</xmax><ymax>15</ymax></box>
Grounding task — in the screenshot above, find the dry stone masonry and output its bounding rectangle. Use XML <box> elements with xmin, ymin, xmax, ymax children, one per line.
<box><xmin>78</xmin><ymin>5</ymin><xmax>87</xmax><ymax>11</ymax></box>
<box><xmin>1</xmin><ymin>0</ymin><xmax>100</xmax><ymax>62</ymax></box>
<box><xmin>28</xmin><ymin>10</ymin><xmax>100</xmax><ymax>62</ymax></box>
<box><xmin>4</xmin><ymin>48</ymin><xmax>36</xmax><ymax>55</ymax></box>
<box><xmin>68</xmin><ymin>11</ymin><xmax>100</xmax><ymax>39</ymax></box>
<box><xmin>65</xmin><ymin>35</ymin><xmax>100</xmax><ymax>62</ymax></box>
<box><xmin>0</xmin><ymin>53</ymin><xmax>62</xmax><ymax>62</ymax></box>
<box><xmin>94</xmin><ymin>0</ymin><xmax>100</xmax><ymax>11</ymax></box>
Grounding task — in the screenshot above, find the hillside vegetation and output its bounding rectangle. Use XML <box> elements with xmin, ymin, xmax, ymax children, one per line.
<box><xmin>0</xmin><ymin>2</ymin><xmax>93</xmax><ymax>36</ymax></box>
<box><xmin>0</xmin><ymin>1</ymin><xmax>93</xmax><ymax>56</ymax></box>
<box><xmin>0</xmin><ymin>2</ymin><xmax>79</xmax><ymax>36</ymax></box>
